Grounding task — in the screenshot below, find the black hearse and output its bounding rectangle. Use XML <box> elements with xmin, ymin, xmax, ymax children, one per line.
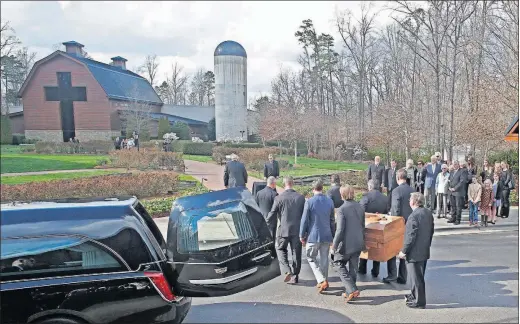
<box><xmin>0</xmin><ymin>187</ymin><xmax>280</xmax><ymax>324</ymax></box>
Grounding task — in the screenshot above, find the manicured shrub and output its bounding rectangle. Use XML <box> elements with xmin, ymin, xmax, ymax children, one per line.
<box><xmin>0</xmin><ymin>116</ymin><xmax>12</xmax><ymax>145</ymax></box>
<box><xmin>108</xmin><ymin>150</ymin><xmax>185</xmax><ymax>171</ymax></box>
<box><xmin>222</xmin><ymin>143</ymin><xmax>263</xmax><ymax>149</ymax></box>
<box><xmin>1</xmin><ymin>172</ymin><xmax>180</xmax><ymax>201</ymax></box>
<box><xmin>212</xmin><ymin>147</ymin><xmax>279</xmax><ymax>170</ymax></box>
<box><xmin>35</xmin><ymin>141</ymin><xmax>114</xmax><ymax>154</ymax></box>
<box><xmin>11</xmin><ymin>134</ymin><xmax>25</xmax><ymax>145</ymax></box>
<box><xmin>181</xmin><ymin>142</ymin><xmax>214</xmax><ymax>155</ymax></box>
<box><xmin>170</xmin><ymin>122</ymin><xmax>190</xmax><ymax>140</ymax></box>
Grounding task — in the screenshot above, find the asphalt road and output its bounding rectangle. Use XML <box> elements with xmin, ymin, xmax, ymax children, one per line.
<box><xmin>182</xmin><ymin>229</ymin><xmax>519</xmax><ymax>323</ymax></box>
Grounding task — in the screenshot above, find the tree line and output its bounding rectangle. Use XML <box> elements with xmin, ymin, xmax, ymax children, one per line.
<box><xmin>258</xmin><ymin>1</ymin><xmax>518</xmax><ymax>162</ymax></box>
<box><xmin>136</xmin><ymin>55</ymin><xmax>215</xmax><ymax>107</ymax></box>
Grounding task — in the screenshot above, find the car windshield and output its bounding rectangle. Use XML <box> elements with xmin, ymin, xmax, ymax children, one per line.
<box><xmin>1</xmin><ymin>235</ymin><xmax>125</xmax><ymax>280</ymax></box>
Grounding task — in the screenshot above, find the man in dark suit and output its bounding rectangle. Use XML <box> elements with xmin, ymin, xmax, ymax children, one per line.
<box><xmin>327</xmin><ymin>174</ymin><xmax>343</xmax><ymax>209</ymax></box>
<box><xmin>263</xmin><ymin>154</ymin><xmax>280</xmax><ymax>180</ymax></box>
<box><xmin>267</xmin><ymin>176</ymin><xmax>306</xmax><ymax>284</ymax></box>
<box><xmin>358</xmin><ymin>179</ymin><xmax>388</xmax><ymax>278</ymax></box>
<box><xmin>424</xmin><ymin>155</ymin><xmax>442</xmax><ymax>211</ymax></box>
<box><xmin>384</xmin><ymin>160</ymin><xmax>399</xmax><ymax>210</ymax></box>
<box><xmin>398</xmin><ymin>192</ymin><xmax>434</xmax><ymax>309</ymax></box>
<box><xmin>223</xmin><ymin>154</ymin><xmax>248</xmax><ymax>188</ymax></box>
<box><xmin>332</xmin><ymin>185</ymin><xmax>365</xmax><ymax>302</ymax></box>
<box><xmin>384</xmin><ymin>168</ymin><xmax>415</xmax><ymax>285</ymax></box>
<box><xmin>367</xmin><ymin>156</ymin><xmax>386</xmax><ymax>191</ymax></box>
<box><xmin>255</xmin><ymin>176</ymin><xmax>278</xmax><ymax>230</ymax></box>
<box><xmin>447</xmin><ymin>160</ymin><xmax>465</xmax><ymax>225</ymax></box>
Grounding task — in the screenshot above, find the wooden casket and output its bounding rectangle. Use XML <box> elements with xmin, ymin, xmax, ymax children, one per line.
<box><xmin>360</xmin><ymin>213</ymin><xmax>405</xmax><ymax>262</ymax></box>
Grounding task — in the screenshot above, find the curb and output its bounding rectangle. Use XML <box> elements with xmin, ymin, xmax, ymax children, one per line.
<box><xmin>435</xmin><ymin>223</ymin><xmax>518</xmax><ymax>232</ymax></box>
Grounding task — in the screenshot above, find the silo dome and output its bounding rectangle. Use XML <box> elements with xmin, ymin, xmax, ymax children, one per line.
<box><xmin>214</xmin><ymin>40</ymin><xmax>247</xmax><ymax>58</ymax></box>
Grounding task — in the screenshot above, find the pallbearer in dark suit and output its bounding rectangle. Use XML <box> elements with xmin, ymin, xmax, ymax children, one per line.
<box><xmin>367</xmin><ymin>156</ymin><xmax>386</xmax><ymax>191</ymax></box>
<box><xmin>267</xmin><ymin>176</ymin><xmax>306</xmax><ymax>284</ymax></box>
<box><xmin>263</xmin><ymin>154</ymin><xmax>280</xmax><ymax>180</ymax></box>
<box><xmin>384</xmin><ymin>169</ymin><xmax>415</xmax><ymax>285</ymax></box>
<box><xmin>255</xmin><ymin>176</ymin><xmax>278</xmax><ymax>233</ymax></box>
<box><xmin>327</xmin><ymin>174</ymin><xmax>343</xmax><ymax>209</ymax></box>
<box><xmin>358</xmin><ymin>180</ymin><xmax>388</xmax><ymax>278</ymax></box>
<box><xmin>398</xmin><ymin>192</ymin><xmax>434</xmax><ymax>309</ymax></box>
<box><xmin>332</xmin><ymin>185</ymin><xmax>365</xmax><ymax>302</ymax></box>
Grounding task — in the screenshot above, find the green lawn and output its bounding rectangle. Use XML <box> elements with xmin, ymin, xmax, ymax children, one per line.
<box><xmin>251</xmin><ymin>155</ymin><xmax>367</xmax><ymax>179</ymax></box>
<box><xmin>279</xmin><ymin>155</ymin><xmax>366</xmax><ymax>171</ymax></box>
<box><xmin>182</xmin><ymin>154</ymin><xmax>213</xmax><ymax>163</ymax></box>
<box><xmin>1</xmin><ymin>153</ymin><xmax>108</xmax><ymax>174</ymax></box>
<box><xmin>1</xmin><ymin>170</ymin><xmax>122</xmax><ymax>185</ymax></box>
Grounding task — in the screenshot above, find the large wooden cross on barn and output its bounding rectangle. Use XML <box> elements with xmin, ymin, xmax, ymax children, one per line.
<box><xmin>44</xmin><ymin>72</ymin><xmax>87</xmax><ymax>142</ymax></box>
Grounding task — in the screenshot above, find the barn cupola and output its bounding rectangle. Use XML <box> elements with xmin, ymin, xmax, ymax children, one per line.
<box><xmin>62</xmin><ymin>41</ymin><xmax>84</xmax><ymax>56</ymax></box>
<box><xmin>110</xmin><ymin>56</ymin><xmax>127</xmax><ymax>70</ymax></box>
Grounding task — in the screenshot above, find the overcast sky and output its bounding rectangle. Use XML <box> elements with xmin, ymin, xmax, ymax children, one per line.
<box><xmin>1</xmin><ymin>1</ymin><xmax>394</xmax><ymax>102</ymax></box>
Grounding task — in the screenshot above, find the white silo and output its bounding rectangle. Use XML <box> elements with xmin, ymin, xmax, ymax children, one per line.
<box><xmin>214</xmin><ymin>40</ymin><xmax>248</xmax><ymax>141</ymax></box>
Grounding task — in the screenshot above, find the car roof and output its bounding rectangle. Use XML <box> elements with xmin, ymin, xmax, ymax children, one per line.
<box><xmin>1</xmin><ymin>196</ymin><xmax>142</xmax><ymax>240</ymax></box>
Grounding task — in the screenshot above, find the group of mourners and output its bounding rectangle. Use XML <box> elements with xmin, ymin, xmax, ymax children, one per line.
<box><xmin>223</xmin><ymin>153</ymin><xmax>435</xmax><ymax>308</ymax></box>
<box><xmin>113</xmin><ymin>132</ymin><xmax>139</xmax><ymax>150</ymax></box>
<box><xmin>368</xmin><ymin>153</ymin><xmax>515</xmax><ymax>227</ymax></box>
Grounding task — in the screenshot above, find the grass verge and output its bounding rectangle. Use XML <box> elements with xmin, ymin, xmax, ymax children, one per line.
<box><xmin>1</xmin><ymin>153</ymin><xmax>107</xmax><ymax>174</ymax></box>
<box><xmin>183</xmin><ymin>154</ymin><xmax>213</xmax><ymax>163</ymax></box>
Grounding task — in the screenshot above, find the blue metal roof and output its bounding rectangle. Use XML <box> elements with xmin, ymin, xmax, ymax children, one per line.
<box><xmin>62</xmin><ymin>41</ymin><xmax>84</xmax><ymax>47</ymax></box>
<box><xmin>111</xmin><ymin>56</ymin><xmax>127</xmax><ymax>62</ymax></box>
<box><xmin>63</xmin><ymin>52</ymin><xmax>162</xmax><ymax>105</ymax></box>
<box><xmin>149</xmin><ymin>112</ymin><xmax>208</xmax><ymax>126</ymax></box>
<box><xmin>214</xmin><ymin>40</ymin><xmax>247</xmax><ymax>58</ymax></box>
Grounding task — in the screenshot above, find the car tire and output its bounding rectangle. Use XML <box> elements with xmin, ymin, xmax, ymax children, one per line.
<box><xmin>35</xmin><ymin>317</ymin><xmax>87</xmax><ymax>324</ymax></box>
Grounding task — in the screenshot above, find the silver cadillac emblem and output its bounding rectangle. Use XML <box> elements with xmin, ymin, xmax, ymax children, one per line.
<box><xmin>214</xmin><ymin>267</ymin><xmax>227</xmax><ymax>274</ymax></box>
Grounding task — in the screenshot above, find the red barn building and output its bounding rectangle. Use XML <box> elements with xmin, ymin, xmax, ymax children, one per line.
<box><xmin>16</xmin><ymin>41</ymin><xmax>211</xmax><ymax>142</ymax></box>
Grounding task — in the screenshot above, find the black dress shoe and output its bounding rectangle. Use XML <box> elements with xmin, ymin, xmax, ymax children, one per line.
<box><xmin>454</xmin><ymin>221</ymin><xmax>460</xmax><ymax>225</ymax></box>
<box><xmin>383</xmin><ymin>277</ymin><xmax>397</xmax><ymax>283</ymax></box>
<box><xmin>406</xmin><ymin>302</ymin><xmax>425</xmax><ymax>309</ymax></box>
<box><xmin>447</xmin><ymin>219</ymin><xmax>455</xmax><ymax>223</ymax></box>
<box><xmin>371</xmin><ymin>271</ymin><xmax>379</xmax><ymax>278</ymax></box>
<box><xmin>396</xmin><ymin>278</ymin><xmax>407</xmax><ymax>284</ymax></box>
<box><xmin>358</xmin><ymin>269</ymin><xmax>367</xmax><ymax>275</ymax></box>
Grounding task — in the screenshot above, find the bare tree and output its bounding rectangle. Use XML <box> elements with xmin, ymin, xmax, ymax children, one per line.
<box><xmin>0</xmin><ymin>22</ymin><xmax>20</xmax><ymax>58</ymax></box>
<box><xmin>118</xmin><ymin>85</ymin><xmax>153</xmax><ymax>139</ymax></box>
<box><xmin>166</xmin><ymin>62</ymin><xmax>188</xmax><ymax>105</ymax></box>
<box><xmin>138</xmin><ymin>54</ymin><xmax>159</xmax><ymax>86</ymax></box>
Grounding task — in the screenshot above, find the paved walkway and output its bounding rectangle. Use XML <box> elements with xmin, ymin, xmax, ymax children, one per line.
<box><xmin>184</xmin><ymin>160</ymin><xmax>285</xmax><ymax>192</ymax></box>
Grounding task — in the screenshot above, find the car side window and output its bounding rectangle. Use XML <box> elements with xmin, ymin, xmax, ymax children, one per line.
<box><xmin>97</xmin><ymin>228</ymin><xmax>153</xmax><ymax>270</ymax></box>
<box><xmin>178</xmin><ymin>200</ymin><xmax>257</xmax><ymax>253</ymax></box>
<box><xmin>0</xmin><ymin>236</ymin><xmax>126</xmax><ymax>281</ymax></box>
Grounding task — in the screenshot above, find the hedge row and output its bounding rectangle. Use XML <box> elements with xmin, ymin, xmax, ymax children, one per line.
<box><xmin>1</xmin><ymin>172</ymin><xmax>181</xmax><ymax>201</ymax></box>
<box><xmin>108</xmin><ymin>150</ymin><xmax>185</xmax><ymax>171</ymax></box>
<box><xmin>140</xmin><ymin>140</ymin><xmax>215</xmax><ymax>156</ymax></box>
<box><xmin>212</xmin><ymin>147</ymin><xmax>281</xmax><ymax>171</ymax></box>
<box><xmin>221</xmin><ymin>143</ymin><xmax>264</xmax><ymax>149</ymax></box>
<box><xmin>35</xmin><ymin>141</ymin><xmax>114</xmax><ymax>154</ymax></box>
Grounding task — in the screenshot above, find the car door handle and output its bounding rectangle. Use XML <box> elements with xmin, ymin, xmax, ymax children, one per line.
<box><xmin>251</xmin><ymin>251</ymin><xmax>271</xmax><ymax>262</ymax></box>
<box><xmin>189</xmin><ymin>267</ymin><xmax>258</xmax><ymax>285</ymax></box>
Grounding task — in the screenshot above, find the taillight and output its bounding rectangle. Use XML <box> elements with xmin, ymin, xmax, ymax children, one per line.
<box><xmin>144</xmin><ymin>271</ymin><xmax>176</xmax><ymax>302</ymax></box>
